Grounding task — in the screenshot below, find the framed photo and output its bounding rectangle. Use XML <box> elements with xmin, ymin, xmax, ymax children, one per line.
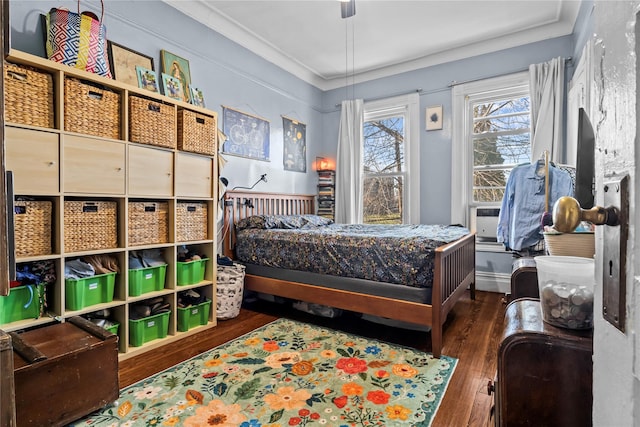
<box><xmin>222</xmin><ymin>106</ymin><xmax>270</xmax><ymax>161</ymax></box>
<box><xmin>283</xmin><ymin>116</ymin><xmax>306</xmax><ymax>172</ymax></box>
<box><xmin>189</xmin><ymin>85</ymin><xmax>205</xmax><ymax>108</ymax></box>
<box><xmin>135</xmin><ymin>66</ymin><xmax>159</xmax><ymax>93</ymax></box>
<box><xmin>426</xmin><ymin>105</ymin><xmax>443</xmax><ymax>131</ymax></box>
<box><xmin>160</xmin><ymin>50</ymin><xmax>191</xmax><ymax>103</ymax></box>
<box><xmin>161</xmin><ymin>73</ymin><xmax>184</xmax><ymax>101</ymax></box>
<box><xmin>108</xmin><ymin>41</ymin><xmax>154</xmax><ymax>87</ymax></box>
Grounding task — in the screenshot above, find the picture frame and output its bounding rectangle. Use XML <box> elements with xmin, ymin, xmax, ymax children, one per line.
<box><xmin>189</xmin><ymin>85</ymin><xmax>205</xmax><ymax>108</ymax></box>
<box><xmin>161</xmin><ymin>73</ymin><xmax>184</xmax><ymax>101</ymax></box>
<box><xmin>160</xmin><ymin>49</ymin><xmax>191</xmax><ymax>103</ymax></box>
<box><xmin>426</xmin><ymin>105</ymin><xmax>443</xmax><ymax>131</ymax></box>
<box><xmin>135</xmin><ymin>66</ymin><xmax>159</xmax><ymax>93</ymax></box>
<box><xmin>108</xmin><ymin>41</ymin><xmax>154</xmax><ymax>87</ymax></box>
<box><xmin>222</xmin><ymin>106</ymin><xmax>270</xmax><ymax>161</ymax></box>
<box><xmin>283</xmin><ymin>116</ymin><xmax>306</xmax><ymax>173</ymax></box>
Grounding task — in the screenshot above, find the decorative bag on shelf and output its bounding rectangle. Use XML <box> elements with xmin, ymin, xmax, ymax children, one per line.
<box><xmin>44</xmin><ymin>0</ymin><xmax>112</xmax><ymax>78</ymax></box>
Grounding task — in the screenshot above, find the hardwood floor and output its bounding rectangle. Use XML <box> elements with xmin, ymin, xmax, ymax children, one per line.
<box><xmin>119</xmin><ymin>290</ymin><xmax>507</xmax><ymax>427</ymax></box>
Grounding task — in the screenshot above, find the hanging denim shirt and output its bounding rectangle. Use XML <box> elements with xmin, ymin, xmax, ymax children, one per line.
<box><xmin>497</xmin><ymin>161</ymin><xmax>573</xmax><ymax>251</ymax></box>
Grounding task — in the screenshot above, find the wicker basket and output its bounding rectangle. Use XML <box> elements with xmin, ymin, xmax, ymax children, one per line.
<box><xmin>176</xmin><ymin>202</ymin><xmax>208</xmax><ymax>242</ymax></box>
<box><xmin>543</xmin><ymin>232</ymin><xmax>595</xmax><ymax>258</ymax></box>
<box><xmin>5</xmin><ymin>62</ymin><xmax>55</xmax><ymax>128</ymax></box>
<box><xmin>14</xmin><ymin>200</ymin><xmax>52</xmax><ymax>257</ymax></box>
<box><xmin>128</xmin><ymin>201</ymin><xmax>169</xmax><ymax>246</ymax></box>
<box><xmin>216</xmin><ymin>263</ymin><xmax>245</xmax><ymax>320</ymax></box>
<box><xmin>64</xmin><ymin>77</ymin><xmax>121</xmax><ymax>139</ymax></box>
<box><xmin>177</xmin><ymin>109</ymin><xmax>217</xmax><ymax>155</ymax></box>
<box><xmin>64</xmin><ymin>201</ymin><xmax>118</xmax><ymax>252</ymax></box>
<box><xmin>129</xmin><ymin>95</ymin><xmax>176</xmax><ymax>149</ymax></box>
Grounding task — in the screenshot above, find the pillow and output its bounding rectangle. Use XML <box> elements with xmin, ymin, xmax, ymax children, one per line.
<box><xmin>235</xmin><ymin>214</ymin><xmax>308</xmax><ymax>230</ymax></box>
<box><xmin>301</xmin><ymin>214</ymin><xmax>334</xmax><ymax>227</ymax></box>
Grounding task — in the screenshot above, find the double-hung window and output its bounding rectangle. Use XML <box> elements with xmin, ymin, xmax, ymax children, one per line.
<box><xmin>362</xmin><ymin>93</ymin><xmax>419</xmax><ymax>224</ymax></box>
<box><xmin>451</xmin><ymin>72</ymin><xmax>531</xmax><ymax>235</ymax></box>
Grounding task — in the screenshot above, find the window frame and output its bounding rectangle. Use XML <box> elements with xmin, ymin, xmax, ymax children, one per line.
<box><xmin>362</xmin><ymin>93</ymin><xmax>420</xmax><ymax>224</ymax></box>
<box><xmin>451</xmin><ymin>72</ymin><xmax>530</xmax><ymax>227</ymax></box>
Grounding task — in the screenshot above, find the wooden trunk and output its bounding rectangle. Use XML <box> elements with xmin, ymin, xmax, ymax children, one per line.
<box><xmin>11</xmin><ymin>317</ymin><xmax>119</xmax><ymax>427</ymax></box>
<box><xmin>495</xmin><ymin>299</ymin><xmax>593</xmax><ymax>426</ymax></box>
<box><xmin>509</xmin><ymin>258</ymin><xmax>539</xmax><ymax>301</ymax></box>
<box><xmin>0</xmin><ymin>330</ymin><xmax>15</xmax><ymax>426</ymax></box>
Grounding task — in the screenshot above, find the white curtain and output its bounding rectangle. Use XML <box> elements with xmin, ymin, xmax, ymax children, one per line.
<box><xmin>530</xmin><ymin>57</ymin><xmax>565</xmax><ymax>162</ymax></box>
<box><xmin>335</xmin><ymin>99</ymin><xmax>364</xmax><ymax>224</ymax></box>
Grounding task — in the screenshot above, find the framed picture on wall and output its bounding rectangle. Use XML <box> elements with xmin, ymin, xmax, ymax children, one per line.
<box><xmin>222</xmin><ymin>106</ymin><xmax>270</xmax><ymax>161</ymax></box>
<box><xmin>283</xmin><ymin>116</ymin><xmax>306</xmax><ymax>172</ymax></box>
<box><xmin>426</xmin><ymin>105</ymin><xmax>443</xmax><ymax>131</ymax></box>
<box><xmin>108</xmin><ymin>41</ymin><xmax>154</xmax><ymax>87</ymax></box>
<box><xmin>160</xmin><ymin>50</ymin><xmax>191</xmax><ymax>103</ymax></box>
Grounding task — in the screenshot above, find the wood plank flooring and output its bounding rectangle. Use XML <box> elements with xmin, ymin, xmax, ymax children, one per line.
<box><xmin>118</xmin><ymin>290</ymin><xmax>507</xmax><ymax>427</ymax></box>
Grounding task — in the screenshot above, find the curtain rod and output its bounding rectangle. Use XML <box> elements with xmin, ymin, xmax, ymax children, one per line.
<box><xmin>448</xmin><ymin>56</ymin><xmax>573</xmax><ymax>88</ymax></box>
<box><xmin>335</xmin><ymin>88</ymin><xmax>422</xmax><ymax>108</ymax></box>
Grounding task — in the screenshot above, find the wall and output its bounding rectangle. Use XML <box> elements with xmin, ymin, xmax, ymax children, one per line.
<box><xmin>10</xmin><ymin>0</ymin><xmax>325</xmax><ymax>196</ymax></box>
<box><xmin>11</xmin><ymin>1</ymin><xmax>576</xmax><ymax>281</ymax></box>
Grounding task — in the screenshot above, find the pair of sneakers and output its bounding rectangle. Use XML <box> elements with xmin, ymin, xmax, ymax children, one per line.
<box><xmin>130</xmin><ymin>296</ymin><xmax>170</xmax><ymax>320</ymax></box>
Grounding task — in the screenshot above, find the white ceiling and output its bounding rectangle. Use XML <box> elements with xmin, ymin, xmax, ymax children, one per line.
<box><xmin>163</xmin><ymin>0</ymin><xmax>582</xmax><ymax>91</ymax></box>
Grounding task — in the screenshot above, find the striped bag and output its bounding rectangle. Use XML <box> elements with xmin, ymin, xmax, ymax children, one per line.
<box><xmin>45</xmin><ymin>0</ymin><xmax>112</xmax><ymax>78</ymax></box>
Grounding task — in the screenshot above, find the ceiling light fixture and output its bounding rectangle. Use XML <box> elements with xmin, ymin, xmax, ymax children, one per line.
<box><xmin>341</xmin><ymin>0</ymin><xmax>355</xmax><ymax>19</ymax></box>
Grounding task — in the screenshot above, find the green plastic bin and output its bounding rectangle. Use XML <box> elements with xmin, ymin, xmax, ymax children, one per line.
<box><xmin>129</xmin><ymin>311</ymin><xmax>170</xmax><ymax>347</ymax></box>
<box><xmin>65</xmin><ymin>272</ymin><xmax>116</xmax><ymax>311</ymax></box>
<box><xmin>129</xmin><ymin>264</ymin><xmax>167</xmax><ymax>296</ymax></box>
<box><xmin>177</xmin><ymin>300</ymin><xmax>211</xmax><ymax>332</ymax></box>
<box><xmin>176</xmin><ymin>258</ymin><xmax>208</xmax><ymax>286</ymax></box>
<box><xmin>0</xmin><ymin>284</ymin><xmax>44</xmax><ymax>325</ymax></box>
<box><xmin>104</xmin><ymin>321</ymin><xmax>119</xmax><ymax>336</ymax></box>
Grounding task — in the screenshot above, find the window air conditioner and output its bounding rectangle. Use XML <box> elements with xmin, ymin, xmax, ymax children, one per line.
<box><xmin>473</xmin><ymin>207</ymin><xmax>500</xmax><ymax>241</ymax></box>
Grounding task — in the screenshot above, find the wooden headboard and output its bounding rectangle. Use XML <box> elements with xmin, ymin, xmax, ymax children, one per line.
<box><xmin>223</xmin><ymin>191</ymin><xmax>316</xmax><ymax>258</ymax></box>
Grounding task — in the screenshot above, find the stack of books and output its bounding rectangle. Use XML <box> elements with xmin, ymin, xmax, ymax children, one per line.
<box><xmin>317</xmin><ymin>170</ymin><xmax>335</xmax><ymax>219</ymax></box>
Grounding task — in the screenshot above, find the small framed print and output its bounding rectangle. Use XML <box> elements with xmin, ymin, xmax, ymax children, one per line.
<box><xmin>161</xmin><ymin>73</ymin><xmax>183</xmax><ymax>101</ymax></box>
<box><xmin>426</xmin><ymin>105</ymin><xmax>443</xmax><ymax>131</ymax></box>
<box><xmin>135</xmin><ymin>66</ymin><xmax>159</xmax><ymax>93</ymax></box>
<box><xmin>189</xmin><ymin>85</ymin><xmax>205</xmax><ymax>108</ymax></box>
<box><xmin>108</xmin><ymin>41</ymin><xmax>154</xmax><ymax>87</ymax></box>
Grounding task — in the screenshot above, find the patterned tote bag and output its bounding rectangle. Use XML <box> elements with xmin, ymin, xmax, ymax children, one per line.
<box><xmin>45</xmin><ymin>0</ymin><xmax>112</xmax><ymax>78</ymax></box>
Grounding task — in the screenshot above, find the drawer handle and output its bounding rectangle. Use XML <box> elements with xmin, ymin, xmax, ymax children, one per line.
<box><xmin>196</xmin><ymin>117</ymin><xmax>205</xmax><ymax>124</ymax></box>
<box><xmin>88</xmin><ymin>90</ymin><xmax>103</xmax><ymax>101</ymax></box>
<box><xmin>148</xmin><ymin>104</ymin><xmax>161</xmax><ymax>113</ymax></box>
<box><xmin>7</xmin><ymin>70</ymin><xmax>27</xmax><ymax>81</ymax></box>
<box><xmin>14</xmin><ymin>206</ymin><xmax>26</xmax><ymax>215</ymax></box>
<box><xmin>487</xmin><ymin>380</ymin><xmax>495</xmax><ymax>395</ymax></box>
<box><xmin>186</xmin><ymin>206</ymin><xmax>196</xmax><ymax>212</ymax></box>
<box><xmin>144</xmin><ymin>204</ymin><xmax>157</xmax><ymax>213</ymax></box>
<box><xmin>82</xmin><ymin>203</ymin><xmax>98</xmax><ymax>213</ymax></box>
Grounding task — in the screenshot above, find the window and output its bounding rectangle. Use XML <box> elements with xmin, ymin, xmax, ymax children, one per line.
<box><xmin>362</xmin><ymin>93</ymin><xmax>419</xmax><ymax>224</ymax></box>
<box><xmin>451</xmin><ymin>72</ymin><xmax>530</xmax><ymax>228</ymax></box>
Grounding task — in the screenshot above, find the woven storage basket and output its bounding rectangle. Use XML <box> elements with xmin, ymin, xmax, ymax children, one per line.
<box><xmin>14</xmin><ymin>200</ymin><xmax>52</xmax><ymax>257</ymax></box>
<box><xmin>5</xmin><ymin>62</ymin><xmax>54</xmax><ymax>128</ymax></box>
<box><xmin>177</xmin><ymin>109</ymin><xmax>217</xmax><ymax>155</ymax></box>
<box><xmin>129</xmin><ymin>95</ymin><xmax>176</xmax><ymax>149</ymax></box>
<box><xmin>543</xmin><ymin>232</ymin><xmax>595</xmax><ymax>258</ymax></box>
<box><xmin>64</xmin><ymin>201</ymin><xmax>117</xmax><ymax>252</ymax></box>
<box><xmin>128</xmin><ymin>201</ymin><xmax>169</xmax><ymax>246</ymax></box>
<box><xmin>176</xmin><ymin>202</ymin><xmax>208</xmax><ymax>241</ymax></box>
<box><xmin>216</xmin><ymin>263</ymin><xmax>245</xmax><ymax>319</ymax></box>
<box><xmin>64</xmin><ymin>77</ymin><xmax>121</xmax><ymax>139</ymax></box>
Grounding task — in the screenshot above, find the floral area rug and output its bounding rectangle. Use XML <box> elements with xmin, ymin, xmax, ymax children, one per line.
<box><xmin>71</xmin><ymin>318</ymin><xmax>457</xmax><ymax>427</ymax></box>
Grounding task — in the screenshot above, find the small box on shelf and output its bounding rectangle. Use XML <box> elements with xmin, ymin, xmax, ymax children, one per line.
<box><xmin>65</xmin><ymin>272</ymin><xmax>117</xmax><ymax>311</ymax></box>
<box><xmin>128</xmin><ymin>264</ymin><xmax>167</xmax><ymax>297</ymax></box>
<box><xmin>176</xmin><ymin>258</ymin><xmax>208</xmax><ymax>286</ymax></box>
<box><xmin>129</xmin><ymin>311</ymin><xmax>171</xmax><ymax>347</ymax></box>
<box><xmin>177</xmin><ymin>299</ymin><xmax>211</xmax><ymax>332</ymax></box>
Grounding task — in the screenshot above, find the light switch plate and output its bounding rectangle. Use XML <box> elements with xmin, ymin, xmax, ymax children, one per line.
<box><xmin>602</xmin><ymin>175</ymin><xmax>629</xmax><ymax>332</ymax></box>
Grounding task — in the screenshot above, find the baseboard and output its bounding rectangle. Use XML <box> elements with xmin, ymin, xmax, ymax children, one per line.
<box><xmin>475</xmin><ymin>271</ymin><xmax>510</xmax><ymax>294</ymax></box>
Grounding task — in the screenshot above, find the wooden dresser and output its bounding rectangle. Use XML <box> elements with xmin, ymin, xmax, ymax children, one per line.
<box><xmin>492</xmin><ymin>298</ymin><xmax>593</xmax><ymax>426</ymax></box>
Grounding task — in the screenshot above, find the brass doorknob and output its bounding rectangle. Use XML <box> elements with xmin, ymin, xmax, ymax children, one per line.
<box><xmin>552</xmin><ymin>196</ymin><xmax>620</xmax><ymax>233</ymax></box>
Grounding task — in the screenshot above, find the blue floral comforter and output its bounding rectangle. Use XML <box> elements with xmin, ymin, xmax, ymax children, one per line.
<box><xmin>235</xmin><ymin>218</ymin><xmax>470</xmax><ymax>289</ymax></box>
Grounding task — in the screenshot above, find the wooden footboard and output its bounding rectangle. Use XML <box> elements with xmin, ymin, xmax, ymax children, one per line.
<box><xmin>224</xmin><ymin>191</ymin><xmax>476</xmax><ymax>358</ymax></box>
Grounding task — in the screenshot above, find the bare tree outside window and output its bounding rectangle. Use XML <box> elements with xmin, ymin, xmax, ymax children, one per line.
<box><xmin>472</xmin><ymin>96</ymin><xmax>530</xmax><ymax>203</ymax></box>
<box><xmin>362</xmin><ymin>117</ymin><xmax>404</xmax><ymax>224</ymax></box>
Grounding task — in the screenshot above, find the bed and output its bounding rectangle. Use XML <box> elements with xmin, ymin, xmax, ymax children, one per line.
<box><xmin>223</xmin><ymin>191</ymin><xmax>476</xmax><ymax>357</ymax></box>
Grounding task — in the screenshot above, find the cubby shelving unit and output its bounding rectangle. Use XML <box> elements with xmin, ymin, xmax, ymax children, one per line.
<box><xmin>3</xmin><ymin>49</ymin><xmax>218</xmax><ymax>360</ymax></box>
